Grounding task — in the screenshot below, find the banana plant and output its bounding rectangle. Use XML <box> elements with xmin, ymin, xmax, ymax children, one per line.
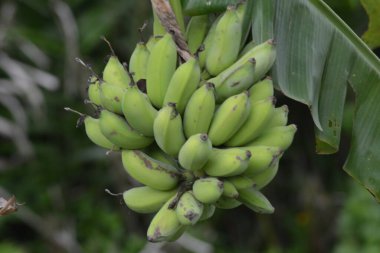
<box><xmin>182</xmin><ymin>0</ymin><xmax>380</xmax><ymax>200</ymax></box>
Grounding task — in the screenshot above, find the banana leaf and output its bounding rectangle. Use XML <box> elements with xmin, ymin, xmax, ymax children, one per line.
<box><xmin>182</xmin><ymin>0</ymin><xmax>380</xmax><ymax>200</ymax></box>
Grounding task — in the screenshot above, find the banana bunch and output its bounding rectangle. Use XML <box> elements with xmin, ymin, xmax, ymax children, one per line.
<box><xmin>67</xmin><ymin>1</ymin><xmax>297</xmax><ymax>243</ymax></box>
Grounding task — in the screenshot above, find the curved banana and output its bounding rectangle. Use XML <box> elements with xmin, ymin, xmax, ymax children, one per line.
<box><xmin>205</xmin><ymin>6</ymin><xmax>242</xmax><ymax>76</ymax></box>
<box><xmin>243</xmin><ymin>146</ymin><xmax>283</xmax><ymax>176</ymax></box>
<box><xmin>266</xmin><ymin>105</ymin><xmax>289</xmax><ymax>129</ymax></box>
<box><xmin>227</xmin><ymin>175</ymin><xmax>255</xmax><ymax>190</ymax></box>
<box><xmin>143</xmin><ymin>143</ymin><xmax>178</xmax><ymax>167</ymax></box>
<box><xmin>121</xmin><ymin>83</ymin><xmax>157</xmax><ymax>137</ymax></box>
<box><xmin>99</xmin><ymin>82</ymin><xmax>126</xmax><ymax>114</ymax></box>
<box><xmin>183</xmin><ymin>82</ymin><xmax>216</xmax><ymax>138</ymax></box>
<box><xmin>225</xmin><ymin>96</ymin><xmax>275</xmax><ymax>147</ymax></box>
<box><xmin>87</xmin><ymin>76</ymin><xmax>102</xmax><ymax>106</ymax></box>
<box><xmin>146</xmin><ymin>33</ymin><xmax>177</xmax><ymax>108</ymax></box>
<box><xmin>208</xmin><ymin>91</ymin><xmax>250</xmax><ymax>146</ymax></box>
<box><xmin>129</xmin><ymin>42</ymin><xmax>150</xmax><ymax>82</ymax></box>
<box><xmin>163</xmin><ymin>57</ymin><xmax>201</xmax><ymax>114</ymax></box>
<box><xmin>222</xmin><ymin>180</ymin><xmax>239</xmax><ymax>199</ymax></box>
<box><xmin>203</xmin><ymin>148</ymin><xmax>251</xmax><ymax>176</ymax></box>
<box><xmin>238</xmin><ymin>40</ymin><xmax>257</xmax><ymax>58</ymax></box>
<box><xmin>176</xmin><ymin>191</ymin><xmax>204</xmax><ymax>225</ymax></box>
<box><xmin>238</xmin><ymin>188</ymin><xmax>274</xmax><ymax>214</ymax></box>
<box><xmin>83</xmin><ymin>116</ymin><xmax>117</xmax><ymax>150</ymax></box>
<box><xmin>121</xmin><ymin>150</ymin><xmax>180</xmax><ymax>190</ymax></box>
<box><xmin>123</xmin><ymin>186</ymin><xmax>177</xmax><ymax>213</ymax></box>
<box><xmin>153</xmin><ymin>12</ymin><xmax>166</xmax><ymax>36</ymax></box>
<box><xmin>199</xmin><ymin>204</ymin><xmax>216</xmax><ymax>221</ymax></box>
<box><xmin>147</xmin><ymin>195</ymin><xmax>183</xmax><ymax>242</ymax></box>
<box><xmin>99</xmin><ymin>110</ymin><xmax>153</xmax><ymax>149</ymax></box>
<box><xmin>193</xmin><ymin>177</ymin><xmax>224</xmax><ymax>204</ymax></box>
<box><xmin>186</xmin><ymin>15</ymin><xmax>209</xmax><ymax>54</ymax></box>
<box><xmin>103</xmin><ymin>55</ymin><xmax>131</xmax><ymax>88</ymax></box>
<box><xmin>178</xmin><ymin>133</ymin><xmax>212</xmax><ymax>171</ymax></box>
<box><xmin>153</xmin><ymin>103</ymin><xmax>186</xmax><ymax>156</ymax></box>
<box><xmin>248</xmin><ymin>77</ymin><xmax>274</xmax><ymax>104</ymax></box>
<box><xmin>247</xmin><ymin>124</ymin><xmax>297</xmax><ymax>151</ymax></box>
<box><xmin>251</xmin><ymin>161</ymin><xmax>280</xmax><ymax>190</ymax></box>
<box><xmin>215</xmin><ymin>196</ymin><xmax>241</xmax><ymax>209</ymax></box>
<box><xmin>146</xmin><ymin>35</ymin><xmax>162</xmax><ymax>51</ymax></box>
<box><xmin>199</xmin><ymin>14</ymin><xmax>220</xmax><ymax>68</ymax></box>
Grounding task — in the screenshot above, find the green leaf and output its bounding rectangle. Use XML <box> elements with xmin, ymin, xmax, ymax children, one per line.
<box><xmin>182</xmin><ymin>0</ymin><xmax>238</xmax><ymax>15</ymax></box>
<box><xmin>180</xmin><ymin>0</ymin><xmax>380</xmax><ymax>200</ymax></box>
<box><xmin>361</xmin><ymin>0</ymin><xmax>380</xmax><ymax>49</ymax></box>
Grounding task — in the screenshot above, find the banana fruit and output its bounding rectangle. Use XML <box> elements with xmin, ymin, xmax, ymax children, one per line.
<box><xmin>178</xmin><ymin>133</ymin><xmax>212</xmax><ymax>171</ymax></box>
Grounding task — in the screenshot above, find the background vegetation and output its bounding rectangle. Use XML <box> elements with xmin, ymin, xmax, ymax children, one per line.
<box><xmin>0</xmin><ymin>0</ymin><xmax>379</xmax><ymax>252</ymax></box>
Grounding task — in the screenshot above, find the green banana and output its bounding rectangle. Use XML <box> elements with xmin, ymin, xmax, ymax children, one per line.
<box><xmin>146</xmin><ymin>33</ymin><xmax>177</xmax><ymax>108</ymax></box>
<box><xmin>193</xmin><ymin>177</ymin><xmax>224</xmax><ymax>204</ymax></box>
<box><xmin>247</xmin><ymin>124</ymin><xmax>297</xmax><ymax>150</ymax></box>
<box><xmin>153</xmin><ymin>103</ymin><xmax>186</xmax><ymax>156</ymax></box>
<box><xmin>87</xmin><ymin>76</ymin><xmax>102</xmax><ymax>106</ymax></box>
<box><xmin>121</xmin><ymin>150</ymin><xmax>180</xmax><ymax>190</ymax></box>
<box><xmin>168</xmin><ymin>0</ymin><xmax>186</xmax><ymax>34</ymax></box>
<box><xmin>178</xmin><ymin>133</ymin><xmax>212</xmax><ymax>171</ymax></box>
<box><xmin>199</xmin><ymin>14</ymin><xmax>220</xmax><ymax>68</ymax></box>
<box><xmin>227</xmin><ymin>175</ymin><xmax>255</xmax><ymax>190</ymax></box>
<box><xmin>186</xmin><ymin>15</ymin><xmax>209</xmax><ymax>54</ymax></box>
<box><xmin>225</xmin><ymin>96</ymin><xmax>275</xmax><ymax>146</ymax></box>
<box><xmin>203</xmin><ymin>148</ymin><xmax>251</xmax><ymax>177</ymax></box>
<box><xmin>199</xmin><ymin>204</ymin><xmax>216</xmax><ymax>221</ymax></box>
<box><xmin>212</xmin><ymin>58</ymin><xmax>256</xmax><ymax>102</ymax></box>
<box><xmin>215</xmin><ymin>196</ymin><xmax>242</xmax><ymax>209</ymax></box>
<box><xmin>266</xmin><ymin>105</ymin><xmax>289</xmax><ymax>128</ymax></box>
<box><xmin>251</xmin><ymin>161</ymin><xmax>279</xmax><ymax>190</ymax></box>
<box><xmin>143</xmin><ymin>143</ymin><xmax>178</xmax><ymax>167</ymax></box>
<box><xmin>176</xmin><ymin>191</ymin><xmax>204</xmax><ymax>225</ymax></box>
<box><xmin>163</xmin><ymin>57</ymin><xmax>201</xmax><ymax>114</ymax></box>
<box><xmin>99</xmin><ymin>82</ymin><xmax>126</xmax><ymax>114</ymax></box>
<box><xmin>222</xmin><ymin>180</ymin><xmax>239</xmax><ymax>199</ymax></box>
<box><xmin>123</xmin><ymin>186</ymin><xmax>176</xmax><ymax>213</ymax></box>
<box><xmin>103</xmin><ymin>55</ymin><xmax>131</xmax><ymax>88</ymax></box>
<box><xmin>121</xmin><ymin>83</ymin><xmax>157</xmax><ymax>137</ymax></box>
<box><xmin>205</xmin><ymin>6</ymin><xmax>242</xmax><ymax>76</ymax></box>
<box><xmin>99</xmin><ymin>110</ymin><xmax>153</xmax><ymax>149</ymax></box>
<box><xmin>167</xmin><ymin>226</ymin><xmax>187</xmax><ymax>242</ymax></box>
<box><xmin>146</xmin><ymin>35</ymin><xmax>162</xmax><ymax>51</ymax></box>
<box><xmin>238</xmin><ymin>188</ymin><xmax>274</xmax><ymax>214</ymax></box>
<box><xmin>129</xmin><ymin>42</ymin><xmax>150</xmax><ymax>82</ymax></box>
<box><xmin>147</xmin><ymin>195</ymin><xmax>183</xmax><ymax>242</ymax></box>
<box><xmin>248</xmin><ymin>77</ymin><xmax>274</xmax><ymax>104</ymax></box>
<box><xmin>208</xmin><ymin>91</ymin><xmax>250</xmax><ymax>146</ymax></box>
<box><xmin>238</xmin><ymin>40</ymin><xmax>257</xmax><ymax>58</ymax></box>
<box><xmin>183</xmin><ymin>82</ymin><xmax>216</xmax><ymax>138</ymax></box>
<box><xmin>153</xmin><ymin>12</ymin><xmax>166</xmax><ymax>36</ymax></box>
<box><xmin>65</xmin><ymin>108</ymin><xmax>117</xmax><ymax>150</ymax></box>
<box><xmin>242</xmin><ymin>146</ymin><xmax>283</xmax><ymax>176</ymax></box>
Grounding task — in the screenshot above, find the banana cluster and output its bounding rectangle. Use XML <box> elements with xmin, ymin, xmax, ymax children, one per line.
<box><xmin>69</xmin><ymin>2</ymin><xmax>297</xmax><ymax>243</ymax></box>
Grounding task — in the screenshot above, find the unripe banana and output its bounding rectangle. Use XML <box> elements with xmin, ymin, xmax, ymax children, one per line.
<box><xmin>87</xmin><ymin>76</ymin><xmax>102</xmax><ymax>106</ymax></box>
<box><xmin>247</xmin><ymin>124</ymin><xmax>297</xmax><ymax>150</ymax></box>
<box><xmin>99</xmin><ymin>110</ymin><xmax>153</xmax><ymax>149</ymax></box>
<box><xmin>199</xmin><ymin>204</ymin><xmax>216</xmax><ymax>221</ymax></box>
<box><xmin>205</xmin><ymin>6</ymin><xmax>242</xmax><ymax>76</ymax></box>
<box><xmin>146</xmin><ymin>33</ymin><xmax>177</xmax><ymax>108</ymax></box>
<box><xmin>178</xmin><ymin>133</ymin><xmax>212</xmax><ymax>171</ymax></box>
<box><xmin>83</xmin><ymin>116</ymin><xmax>117</xmax><ymax>150</ymax></box>
<box><xmin>121</xmin><ymin>150</ymin><xmax>180</xmax><ymax>191</ymax></box>
<box><xmin>248</xmin><ymin>77</ymin><xmax>274</xmax><ymax>104</ymax></box>
<box><xmin>176</xmin><ymin>191</ymin><xmax>204</xmax><ymax>225</ymax></box>
<box><xmin>228</xmin><ymin>175</ymin><xmax>255</xmax><ymax>190</ymax></box>
<box><xmin>169</xmin><ymin>0</ymin><xmax>186</xmax><ymax>34</ymax></box>
<box><xmin>203</xmin><ymin>148</ymin><xmax>251</xmax><ymax>177</ymax></box>
<box><xmin>266</xmin><ymin>105</ymin><xmax>289</xmax><ymax>128</ymax></box>
<box><xmin>143</xmin><ymin>144</ymin><xmax>178</xmax><ymax>167</ymax></box>
<box><xmin>147</xmin><ymin>195</ymin><xmax>183</xmax><ymax>242</ymax></box>
<box><xmin>215</xmin><ymin>196</ymin><xmax>242</xmax><ymax>209</ymax></box>
<box><xmin>163</xmin><ymin>57</ymin><xmax>201</xmax><ymax>114</ymax></box>
<box><xmin>193</xmin><ymin>177</ymin><xmax>224</xmax><ymax>204</ymax></box>
<box><xmin>167</xmin><ymin>226</ymin><xmax>187</xmax><ymax>242</ymax></box>
<box><xmin>103</xmin><ymin>55</ymin><xmax>131</xmax><ymax>88</ymax></box>
<box><xmin>153</xmin><ymin>103</ymin><xmax>186</xmax><ymax>156</ymax></box>
<box><xmin>121</xmin><ymin>83</ymin><xmax>157</xmax><ymax>137</ymax></box>
<box><xmin>225</xmin><ymin>96</ymin><xmax>275</xmax><ymax>147</ymax></box>
<box><xmin>186</xmin><ymin>15</ymin><xmax>209</xmax><ymax>54</ymax></box>
<box><xmin>129</xmin><ymin>42</ymin><xmax>150</xmax><ymax>82</ymax></box>
<box><xmin>251</xmin><ymin>161</ymin><xmax>279</xmax><ymax>190</ymax></box>
<box><xmin>212</xmin><ymin>58</ymin><xmax>256</xmax><ymax>102</ymax></box>
<box><xmin>123</xmin><ymin>186</ymin><xmax>177</xmax><ymax>213</ymax></box>
<box><xmin>99</xmin><ymin>82</ymin><xmax>126</xmax><ymax>114</ymax></box>
<box><xmin>199</xmin><ymin>15</ymin><xmax>220</xmax><ymax>68</ymax></box>
<box><xmin>208</xmin><ymin>91</ymin><xmax>250</xmax><ymax>146</ymax></box>
<box><xmin>238</xmin><ymin>40</ymin><xmax>257</xmax><ymax>58</ymax></box>
<box><xmin>146</xmin><ymin>35</ymin><xmax>162</xmax><ymax>51</ymax></box>
<box><xmin>222</xmin><ymin>180</ymin><xmax>239</xmax><ymax>199</ymax></box>
<box><xmin>238</xmin><ymin>188</ymin><xmax>274</xmax><ymax>214</ymax></box>
<box><xmin>183</xmin><ymin>82</ymin><xmax>216</xmax><ymax>138</ymax></box>
<box><xmin>153</xmin><ymin>12</ymin><xmax>166</xmax><ymax>36</ymax></box>
<box><xmin>242</xmin><ymin>146</ymin><xmax>283</xmax><ymax>176</ymax></box>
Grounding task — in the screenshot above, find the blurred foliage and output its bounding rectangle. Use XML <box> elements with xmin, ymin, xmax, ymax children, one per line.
<box><xmin>360</xmin><ymin>0</ymin><xmax>380</xmax><ymax>49</ymax></box>
<box><xmin>0</xmin><ymin>0</ymin><xmax>379</xmax><ymax>253</ymax></box>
